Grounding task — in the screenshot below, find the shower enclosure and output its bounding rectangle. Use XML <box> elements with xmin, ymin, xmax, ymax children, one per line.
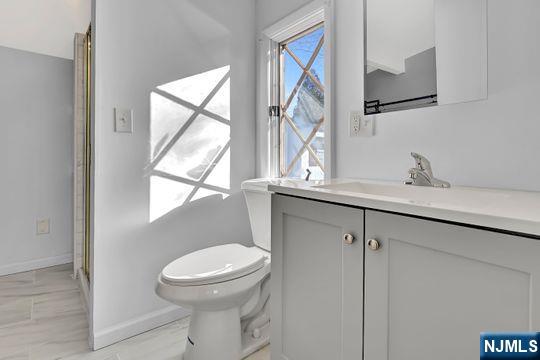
<box><xmin>73</xmin><ymin>26</ymin><xmax>92</xmax><ymax>284</ymax></box>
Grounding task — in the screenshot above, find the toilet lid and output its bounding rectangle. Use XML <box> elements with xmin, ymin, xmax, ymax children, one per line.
<box><xmin>161</xmin><ymin>244</ymin><xmax>267</xmax><ymax>286</ymax></box>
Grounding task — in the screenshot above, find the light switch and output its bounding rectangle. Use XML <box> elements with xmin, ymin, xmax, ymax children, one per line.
<box><xmin>115</xmin><ymin>108</ymin><xmax>133</xmax><ymax>133</ymax></box>
<box><xmin>37</xmin><ymin>219</ymin><xmax>50</xmax><ymax>235</ymax></box>
<box><xmin>358</xmin><ymin>115</ymin><xmax>375</xmax><ymax>137</ymax></box>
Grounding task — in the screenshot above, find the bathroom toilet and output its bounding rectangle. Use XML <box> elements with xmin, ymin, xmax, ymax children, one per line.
<box><xmin>156</xmin><ymin>179</ymin><xmax>273</xmax><ymax>360</ymax></box>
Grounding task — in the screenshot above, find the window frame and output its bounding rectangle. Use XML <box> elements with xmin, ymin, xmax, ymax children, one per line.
<box><xmin>278</xmin><ymin>23</ymin><xmax>325</xmax><ymax>178</ymax></box>
<box><xmin>263</xmin><ymin>0</ymin><xmax>334</xmax><ymax>180</ymax></box>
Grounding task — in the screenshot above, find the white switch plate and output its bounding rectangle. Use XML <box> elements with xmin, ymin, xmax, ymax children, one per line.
<box><xmin>37</xmin><ymin>219</ymin><xmax>50</xmax><ymax>235</ymax></box>
<box><xmin>350</xmin><ymin>111</ymin><xmax>374</xmax><ymax>137</ymax></box>
<box><xmin>115</xmin><ymin>108</ymin><xmax>133</xmax><ymax>133</ymax></box>
<box><xmin>358</xmin><ymin>115</ymin><xmax>375</xmax><ymax>137</ymax></box>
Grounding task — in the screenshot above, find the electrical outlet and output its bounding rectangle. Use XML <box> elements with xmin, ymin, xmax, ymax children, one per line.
<box><xmin>115</xmin><ymin>108</ymin><xmax>133</xmax><ymax>133</ymax></box>
<box><xmin>349</xmin><ymin>111</ymin><xmax>363</xmax><ymax>136</ymax></box>
<box><xmin>350</xmin><ymin>111</ymin><xmax>375</xmax><ymax>137</ymax></box>
<box><xmin>37</xmin><ymin>219</ymin><xmax>50</xmax><ymax>235</ymax></box>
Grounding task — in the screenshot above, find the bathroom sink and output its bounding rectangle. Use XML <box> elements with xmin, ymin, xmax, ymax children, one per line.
<box><xmin>312</xmin><ymin>181</ymin><xmax>510</xmax><ymax>210</ymax></box>
<box><xmin>268</xmin><ymin>178</ymin><xmax>540</xmax><ymax>236</ymax></box>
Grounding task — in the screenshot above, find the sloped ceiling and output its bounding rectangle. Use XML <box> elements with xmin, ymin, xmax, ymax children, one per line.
<box><xmin>0</xmin><ymin>0</ymin><xmax>91</xmax><ymax>59</ymax></box>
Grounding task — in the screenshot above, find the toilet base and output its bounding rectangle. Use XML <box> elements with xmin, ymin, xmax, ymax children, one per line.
<box><xmin>184</xmin><ymin>307</ymin><xmax>242</xmax><ymax>360</ymax></box>
<box><xmin>241</xmin><ymin>320</ymin><xmax>270</xmax><ymax>358</ymax></box>
<box><xmin>182</xmin><ymin>309</ymin><xmax>270</xmax><ymax>360</ymax></box>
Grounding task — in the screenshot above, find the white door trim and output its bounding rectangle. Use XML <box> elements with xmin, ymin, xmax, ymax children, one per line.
<box><xmin>262</xmin><ymin>0</ymin><xmax>335</xmax><ymax>180</ymax></box>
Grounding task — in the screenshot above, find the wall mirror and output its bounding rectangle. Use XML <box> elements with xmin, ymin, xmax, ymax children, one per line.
<box><xmin>364</xmin><ymin>0</ymin><xmax>487</xmax><ymax>115</ymax></box>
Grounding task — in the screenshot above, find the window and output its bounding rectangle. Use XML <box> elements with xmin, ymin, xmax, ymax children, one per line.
<box><xmin>279</xmin><ymin>24</ymin><xmax>325</xmax><ymax>180</ymax></box>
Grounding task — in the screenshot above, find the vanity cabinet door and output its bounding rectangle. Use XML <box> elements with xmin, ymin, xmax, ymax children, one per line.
<box><xmin>271</xmin><ymin>195</ymin><xmax>364</xmax><ymax>360</ymax></box>
<box><xmin>364</xmin><ymin>210</ymin><xmax>540</xmax><ymax>360</ymax></box>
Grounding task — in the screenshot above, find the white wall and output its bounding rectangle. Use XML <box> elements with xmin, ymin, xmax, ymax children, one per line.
<box><xmin>0</xmin><ymin>0</ymin><xmax>90</xmax><ymax>59</ymax></box>
<box><xmin>0</xmin><ymin>46</ymin><xmax>74</xmax><ymax>275</ymax></box>
<box><xmin>256</xmin><ymin>0</ymin><xmax>540</xmax><ymax>192</ymax></box>
<box><xmin>91</xmin><ymin>0</ymin><xmax>256</xmax><ymax>348</ymax></box>
<box><xmin>0</xmin><ymin>1</ymin><xmax>91</xmax><ymax>275</ymax></box>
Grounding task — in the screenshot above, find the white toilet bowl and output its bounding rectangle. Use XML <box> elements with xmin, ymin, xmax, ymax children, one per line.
<box><xmin>156</xmin><ymin>179</ymin><xmax>273</xmax><ymax>360</ymax></box>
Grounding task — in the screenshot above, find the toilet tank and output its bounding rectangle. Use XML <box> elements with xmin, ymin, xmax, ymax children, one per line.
<box><xmin>241</xmin><ymin>179</ymin><xmax>274</xmax><ymax>251</ymax></box>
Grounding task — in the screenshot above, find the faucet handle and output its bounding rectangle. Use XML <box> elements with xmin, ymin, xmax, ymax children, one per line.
<box><xmin>410</xmin><ymin>152</ymin><xmax>433</xmax><ymax>176</ymax></box>
<box><xmin>404</xmin><ymin>168</ymin><xmax>417</xmax><ymax>185</ymax></box>
<box><xmin>304</xmin><ymin>168</ymin><xmax>312</xmax><ymax>181</ymax></box>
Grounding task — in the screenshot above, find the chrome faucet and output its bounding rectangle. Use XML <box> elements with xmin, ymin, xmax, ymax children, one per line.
<box><xmin>404</xmin><ymin>152</ymin><xmax>451</xmax><ymax>188</ymax></box>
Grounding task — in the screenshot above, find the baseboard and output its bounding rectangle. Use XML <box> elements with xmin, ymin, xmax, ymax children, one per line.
<box><xmin>0</xmin><ymin>253</ymin><xmax>73</xmax><ymax>276</ymax></box>
<box><xmin>92</xmin><ymin>305</ymin><xmax>190</xmax><ymax>350</ymax></box>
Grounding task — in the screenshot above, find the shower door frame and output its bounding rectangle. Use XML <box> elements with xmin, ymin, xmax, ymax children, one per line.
<box><xmin>83</xmin><ymin>25</ymin><xmax>92</xmax><ymax>280</ymax></box>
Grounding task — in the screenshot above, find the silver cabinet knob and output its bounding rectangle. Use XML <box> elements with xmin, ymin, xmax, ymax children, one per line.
<box><xmin>343</xmin><ymin>233</ymin><xmax>355</xmax><ymax>245</ymax></box>
<box><xmin>367</xmin><ymin>239</ymin><xmax>381</xmax><ymax>251</ymax></box>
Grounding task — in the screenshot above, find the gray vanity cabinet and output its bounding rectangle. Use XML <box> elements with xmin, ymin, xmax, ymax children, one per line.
<box><xmin>271</xmin><ymin>196</ymin><xmax>540</xmax><ymax>360</ymax></box>
<box><xmin>271</xmin><ymin>195</ymin><xmax>364</xmax><ymax>360</ymax></box>
<box><xmin>364</xmin><ymin>210</ymin><xmax>540</xmax><ymax>360</ymax></box>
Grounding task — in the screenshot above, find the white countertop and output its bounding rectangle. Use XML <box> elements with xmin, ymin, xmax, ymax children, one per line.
<box><xmin>268</xmin><ymin>178</ymin><xmax>540</xmax><ymax>237</ymax></box>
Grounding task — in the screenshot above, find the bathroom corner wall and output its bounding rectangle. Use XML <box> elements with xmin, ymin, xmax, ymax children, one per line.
<box><xmin>91</xmin><ymin>0</ymin><xmax>256</xmax><ymax>349</ymax></box>
<box><xmin>0</xmin><ymin>46</ymin><xmax>74</xmax><ymax>275</ymax></box>
<box><xmin>0</xmin><ymin>0</ymin><xmax>90</xmax><ymax>274</ymax></box>
<box><xmin>256</xmin><ymin>0</ymin><xmax>540</xmax><ymax>192</ymax></box>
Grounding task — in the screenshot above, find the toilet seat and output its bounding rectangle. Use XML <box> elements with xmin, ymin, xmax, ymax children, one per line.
<box><xmin>161</xmin><ymin>244</ymin><xmax>267</xmax><ymax>286</ymax></box>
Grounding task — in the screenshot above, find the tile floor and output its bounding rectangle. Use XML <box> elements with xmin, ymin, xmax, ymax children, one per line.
<box><xmin>0</xmin><ymin>264</ymin><xmax>269</xmax><ymax>360</ymax></box>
